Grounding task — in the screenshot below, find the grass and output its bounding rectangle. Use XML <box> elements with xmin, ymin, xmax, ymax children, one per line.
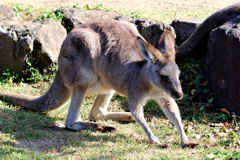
<box><xmin>3</xmin><ymin>3</ymin><xmax>216</xmax><ymax>23</ymax></box>
<box><xmin>114</xmin><ymin>7</ymin><xmax>215</xmax><ymax>23</ymax></box>
<box><xmin>0</xmin><ymin>2</ymin><xmax>239</xmax><ymax>160</ymax></box>
<box><xmin>0</xmin><ymin>76</ymin><xmax>239</xmax><ymax>159</ymax></box>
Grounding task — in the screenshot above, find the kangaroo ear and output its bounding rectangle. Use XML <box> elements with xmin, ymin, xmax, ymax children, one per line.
<box><xmin>158</xmin><ymin>30</ymin><xmax>176</xmax><ymax>59</ymax></box>
<box><xmin>137</xmin><ymin>37</ymin><xmax>154</xmax><ymax>61</ymax></box>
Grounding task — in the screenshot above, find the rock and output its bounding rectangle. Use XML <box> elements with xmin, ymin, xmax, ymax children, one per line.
<box><xmin>30</xmin><ymin>19</ymin><xmax>67</xmax><ymax>73</ymax></box>
<box><xmin>114</xmin><ymin>16</ymin><xmax>134</xmax><ymax>22</ymax></box>
<box><xmin>205</xmin><ymin>15</ymin><xmax>240</xmax><ymax>115</ymax></box>
<box><xmin>61</xmin><ymin>8</ymin><xmax>173</xmax><ymax>48</ymax></box>
<box><xmin>0</xmin><ymin>24</ymin><xmax>33</xmax><ymax>76</ymax></box>
<box><xmin>61</xmin><ymin>8</ymin><xmax>120</xmax><ymax>31</ymax></box>
<box><xmin>135</xmin><ymin>19</ymin><xmax>175</xmax><ymax>48</ymax></box>
<box><xmin>0</xmin><ymin>5</ymin><xmax>18</xmax><ymax>25</ymax></box>
<box><xmin>0</xmin><ymin>19</ymin><xmax>67</xmax><ymax>76</ymax></box>
<box><xmin>172</xmin><ymin>18</ymin><xmax>203</xmax><ymax>45</ymax></box>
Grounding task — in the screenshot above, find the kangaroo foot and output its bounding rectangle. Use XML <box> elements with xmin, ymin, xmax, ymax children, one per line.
<box><xmin>182</xmin><ymin>142</ymin><xmax>199</xmax><ymax>148</ymax></box>
<box><xmin>65</xmin><ymin>121</ymin><xmax>117</xmax><ymax>133</ymax></box>
<box><xmin>151</xmin><ymin>142</ymin><xmax>168</xmax><ymax>148</ymax></box>
<box><xmin>96</xmin><ymin>124</ymin><xmax>118</xmax><ymax>133</ymax></box>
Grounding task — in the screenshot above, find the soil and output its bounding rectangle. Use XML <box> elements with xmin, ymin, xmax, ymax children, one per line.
<box><xmin>1</xmin><ymin>0</ymin><xmax>238</xmax><ymax>12</ymax></box>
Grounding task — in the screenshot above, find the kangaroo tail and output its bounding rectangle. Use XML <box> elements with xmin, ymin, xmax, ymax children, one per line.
<box><xmin>176</xmin><ymin>2</ymin><xmax>240</xmax><ymax>59</ymax></box>
<box><xmin>0</xmin><ymin>71</ymin><xmax>71</xmax><ymax>113</ymax></box>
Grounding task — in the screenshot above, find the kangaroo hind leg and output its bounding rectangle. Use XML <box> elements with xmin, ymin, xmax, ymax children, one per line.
<box><xmin>65</xmin><ymin>86</ymin><xmax>116</xmax><ymax>132</ymax></box>
<box><xmin>89</xmin><ymin>91</ymin><xmax>135</xmax><ymax>122</ymax></box>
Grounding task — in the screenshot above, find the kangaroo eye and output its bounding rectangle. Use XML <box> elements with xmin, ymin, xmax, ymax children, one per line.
<box><xmin>160</xmin><ymin>75</ymin><xmax>169</xmax><ymax>81</ymax></box>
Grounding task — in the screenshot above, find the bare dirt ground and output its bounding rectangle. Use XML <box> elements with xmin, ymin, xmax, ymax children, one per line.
<box><xmin>1</xmin><ymin>0</ymin><xmax>238</xmax><ymax>12</ymax></box>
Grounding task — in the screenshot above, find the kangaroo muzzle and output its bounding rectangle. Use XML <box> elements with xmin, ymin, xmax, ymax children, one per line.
<box><xmin>170</xmin><ymin>80</ymin><xmax>183</xmax><ymax>100</ymax></box>
<box><xmin>174</xmin><ymin>90</ymin><xmax>183</xmax><ymax>100</ymax></box>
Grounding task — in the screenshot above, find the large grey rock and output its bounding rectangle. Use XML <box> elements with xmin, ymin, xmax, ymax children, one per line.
<box><xmin>30</xmin><ymin>19</ymin><xmax>67</xmax><ymax>72</ymax></box>
<box><xmin>205</xmin><ymin>15</ymin><xmax>240</xmax><ymax>115</ymax></box>
<box><xmin>135</xmin><ymin>19</ymin><xmax>175</xmax><ymax>48</ymax></box>
<box><xmin>61</xmin><ymin>8</ymin><xmax>173</xmax><ymax>48</ymax></box>
<box><xmin>62</xmin><ymin>8</ymin><xmax>120</xmax><ymax>30</ymax></box>
<box><xmin>0</xmin><ymin>19</ymin><xmax>67</xmax><ymax>76</ymax></box>
<box><xmin>0</xmin><ymin>24</ymin><xmax>34</xmax><ymax>75</ymax></box>
<box><xmin>172</xmin><ymin>18</ymin><xmax>203</xmax><ymax>45</ymax></box>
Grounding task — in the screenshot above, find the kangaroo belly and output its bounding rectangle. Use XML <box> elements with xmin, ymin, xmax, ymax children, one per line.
<box><xmin>85</xmin><ymin>82</ymin><xmax>113</xmax><ymax>96</ymax></box>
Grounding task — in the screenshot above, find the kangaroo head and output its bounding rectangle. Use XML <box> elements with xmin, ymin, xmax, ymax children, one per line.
<box><xmin>137</xmin><ymin>30</ymin><xmax>183</xmax><ymax>100</ymax></box>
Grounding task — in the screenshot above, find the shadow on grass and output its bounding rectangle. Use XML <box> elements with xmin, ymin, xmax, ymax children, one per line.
<box><xmin>0</xmin><ymin>106</ymin><xmax>132</xmax><ymax>157</ymax></box>
<box><xmin>0</xmin><ymin>95</ymin><xmax>207</xmax><ymax>159</ymax></box>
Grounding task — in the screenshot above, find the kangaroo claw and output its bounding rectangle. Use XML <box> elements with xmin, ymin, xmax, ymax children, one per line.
<box><xmin>182</xmin><ymin>142</ymin><xmax>199</xmax><ymax>148</ymax></box>
<box><xmin>151</xmin><ymin>142</ymin><xmax>168</xmax><ymax>148</ymax></box>
<box><xmin>96</xmin><ymin>125</ymin><xmax>118</xmax><ymax>133</ymax></box>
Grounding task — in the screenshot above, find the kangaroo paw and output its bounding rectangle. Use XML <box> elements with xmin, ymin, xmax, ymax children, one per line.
<box><xmin>151</xmin><ymin>142</ymin><xmax>168</xmax><ymax>148</ymax></box>
<box><xmin>65</xmin><ymin>121</ymin><xmax>117</xmax><ymax>133</ymax></box>
<box><xmin>96</xmin><ymin>124</ymin><xmax>118</xmax><ymax>133</ymax></box>
<box><xmin>182</xmin><ymin>142</ymin><xmax>199</xmax><ymax>148</ymax></box>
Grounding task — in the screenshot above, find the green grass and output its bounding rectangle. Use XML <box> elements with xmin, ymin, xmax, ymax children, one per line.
<box><xmin>113</xmin><ymin>7</ymin><xmax>215</xmax><ymax>23</ymax></box>
<box><xmin>0</xmin><ymin>80</ymin><xmax>239</xmax><ymax>159</ymax></box>
<box><xmin>4</xmin><ymin>3</ymin><xmax>216</xmax><ymax>23</ymax></box>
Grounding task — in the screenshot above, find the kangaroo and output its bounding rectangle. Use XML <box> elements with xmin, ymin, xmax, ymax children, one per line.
<box><xmin>0</xmin><ymin>18</ymin><xmax>190</xmax><ymax>147</ymax></box>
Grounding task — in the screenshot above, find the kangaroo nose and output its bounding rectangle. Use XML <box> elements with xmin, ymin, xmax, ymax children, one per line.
<box><xmin>175</xmin><ymin>91</ymin><xmax>183</xmax><ymax>100</ymax></box>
